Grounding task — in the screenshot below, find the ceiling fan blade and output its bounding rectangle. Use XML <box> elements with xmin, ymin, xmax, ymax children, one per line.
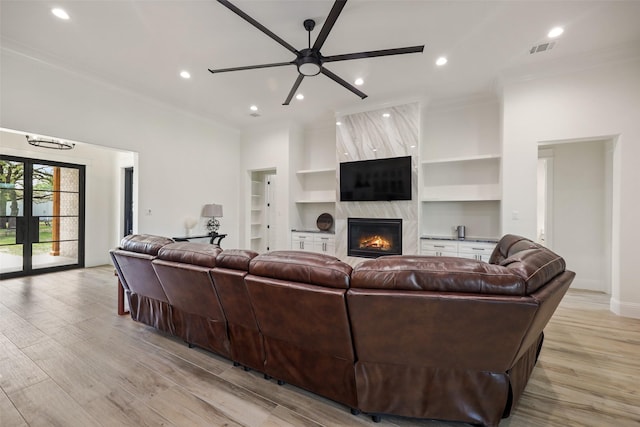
<box><xmin>321</xmin><ymin>67</ymin><xmax>367</xmax><ymax>99</ymax></box>
<box><xmin>217</xmin><ymin>0</ymin><xmax>298</xmax><ymax>55</ymax></box>
<box><xmin>283</xmin><ymin>74</ymin><xmax>305</xmax><ymax>105</ymax></box>
<box><xmin>323</xmin><ymin>45</ymin><xmax>425</xmax><ymax>63</ymax></box>
<box><xmin>312</xmin><ymin>0</ymin><xmax>347</xmax><ymax>51</ymax></box>
<box><xmin>208</xmin><ymin>61</ymin><xmax>293</xmax><ymax>74</ymax></box>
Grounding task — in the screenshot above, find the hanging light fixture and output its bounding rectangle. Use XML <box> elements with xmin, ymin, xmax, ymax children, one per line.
<box><xmin>26</xmin><ymin>135</ymin><xmax>75</xmax><ymax>150</ymax></box>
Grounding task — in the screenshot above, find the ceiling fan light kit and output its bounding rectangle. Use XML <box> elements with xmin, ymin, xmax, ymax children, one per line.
<box><xmin>209</xmin><ymin>0</ymin><xmax>424</xmax><ymax>105</ymax></box>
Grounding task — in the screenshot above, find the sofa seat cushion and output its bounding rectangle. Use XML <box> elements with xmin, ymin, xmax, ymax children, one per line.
<box><xmin>120</xmin><ymin>234</ymin><xmax>174</xmax><ymax>256</ymax></box>
<box><xmin>157</xmin><ymin>242</ymin><xmax>221</xmax><ymax>268</ymax></box>
<box><xmin>249</xmin><ymin>251</ymin><xmax>352</xmax><ymax>289</ymax></box>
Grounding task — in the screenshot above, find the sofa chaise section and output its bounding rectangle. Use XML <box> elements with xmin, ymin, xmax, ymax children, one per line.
<box><xmin>346</xmin><ymin>239</ymin><xmax>574</xmax><ymax>426</ymax></box>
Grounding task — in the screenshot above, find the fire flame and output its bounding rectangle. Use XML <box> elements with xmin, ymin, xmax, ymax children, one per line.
<box><xmin>359</xmin><ymin>235</ymin><xmax>392</xmax><ymax>250</ymax></box>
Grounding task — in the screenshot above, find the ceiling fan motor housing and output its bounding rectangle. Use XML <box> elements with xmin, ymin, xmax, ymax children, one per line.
<box><xmin>297</xmin><ymin>49</ymin><xmax>323</xmax><ymax>76</ymax></box>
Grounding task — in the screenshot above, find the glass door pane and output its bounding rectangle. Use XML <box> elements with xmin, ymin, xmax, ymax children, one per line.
<box><xmin>31</xmin><ymin>164</ymin><xmax>80</xmax><ymax>270</ymax></box>
<box><xmin>0</xmin><ymin>159</ymin><xmax>25</xmax><ymax>274</ymax></box>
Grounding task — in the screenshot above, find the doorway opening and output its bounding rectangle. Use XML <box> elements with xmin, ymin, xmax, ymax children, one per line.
<box><xmin>537</xmin><ymin>138</ymin><xmax>614</xmax><ymax>293</ymax></box>
<box><xmin>249</xmin><ymin>169</ymin><xmax>276</xmax><ymax>253</ymax></box>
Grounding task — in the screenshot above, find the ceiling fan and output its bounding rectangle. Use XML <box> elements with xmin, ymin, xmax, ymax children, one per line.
<box><xmin>209</xmin><ymin>0</ymin><xmax>424</xmax><ymax>105</ymax></box>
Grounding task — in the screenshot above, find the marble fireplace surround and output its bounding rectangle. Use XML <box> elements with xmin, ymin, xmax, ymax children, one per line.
<box><xmin>336</xmin><ymin>102</ymin><xmax>419</xmax><ymax>265</ymax></box>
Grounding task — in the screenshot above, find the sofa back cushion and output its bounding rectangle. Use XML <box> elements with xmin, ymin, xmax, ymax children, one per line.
<box><xmin>216</xmin><ymin>249</ymin><xmax>259</xmax><ymax>271</ymax></box>
<box><xmin>351</xmin><ymin>255</ymin><xmax>528</xmax><ymax>296</ymax></box>
<box><xmin>489</xmin><ymin>234</ymin><xmax>539</xmax><ymax>264</ymax></box>
<box><xmin>157</xmin><ymin>242</ymin><xmax>221</xmax><ymax>268</ymax></box>
<box><xmin>352</xmin><ymin>235</ymin><xmax>566</xmax><ymax>297</ymax></box>
<box><xmin>249</xmin><ymin>251</ymin><xmax>352</xmax><ymax>289</ymax></box>
<box><xmin>120</xmin><ymin>234</ymin><xmax>174</xmax><ymax>256</ymax></box>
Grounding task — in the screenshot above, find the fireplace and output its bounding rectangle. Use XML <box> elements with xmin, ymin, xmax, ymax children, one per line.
<box><xmin>348</xmin><ymin>218</ymin><xmax>402</xmax><ymax>258</ymax></box>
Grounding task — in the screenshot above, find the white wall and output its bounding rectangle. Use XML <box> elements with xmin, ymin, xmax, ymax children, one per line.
<box><xmin>1</xmin><ymin>48</ymin><xmax>242</xmax><ymax>256</ymax></box>
<box><xmin>423</xmin><ymin>98</ymin><xmax>500</xmax><ymax>159</ymax></box>
<box><xmin>0</xmin><ymin>130</ymin><xmax>127</xmax><ymax>267</ymax></box>
<box><xmin>502</xmin><ymin>57</ymin><xmax>640</xmax><ymax>318</ymax></box>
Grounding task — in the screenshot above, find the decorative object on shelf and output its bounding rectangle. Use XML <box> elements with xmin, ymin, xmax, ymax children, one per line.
<box><xmin>202</xmin><ymin>203</ymin><xmax>223</xmax><ymax>234</ymax></box>
<box><xmin>26</xmin><ymin>135</ymin><xmax>75</xmax><ymax>150</ymax></box>
<box><xmin>316</xmin><ymin>213</ymin><xmax>334</xmax><ymax>231</ymax></box>
<box><xmin>184</xmin><ymin>217</ymin><xmax>198</xmax><ymax>237</ymax></box>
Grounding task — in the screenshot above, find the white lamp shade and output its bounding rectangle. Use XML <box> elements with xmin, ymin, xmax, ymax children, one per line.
<box><xmin>202</xmin><ymin>203</ymin><xmax>223</xmax><ymax>217</ymax></box>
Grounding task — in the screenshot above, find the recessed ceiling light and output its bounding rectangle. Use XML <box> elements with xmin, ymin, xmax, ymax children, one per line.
<box><xmin>436</xmin><ymin>56</ymin><xmax>448</xmax><ymax>66</ymax></box>
<box><xmin>372</xmin><ymin>148</ymin><xmax>377</xmax><ymax>152</ymax></box>
<box><xmin>344</xmin><ymin>152</ymin><xmax>349</xmax><ymax>156</ymax></box>
<box><xmin>52</xmin><ymin>8</ymin><xmax>70</xmax><ymax>20</ymax></box>
<box><xmin>410</xmin><ymin>145</ymin><xmax>416</xmax><ymax>148</ymax></box>
<box><xmin>382</xmin><ymin>113</ymin><xmax>391</xmax><ymax>118</ymax></box>
<box><xmin>179</xmin><ymin>70</ymin><xmax>191</xmax><ymax>79</ymax></box>
<box><xmin>250</xmin><ymin>105</ymin><xmax>258</xmax><ymax>111</ymax></box>
<box><xmin>336</xmin><ymin>121</ymin><xmax>342</xmax><ymax>126</ymax></box>
<box><xmin>354</xmin><ymin>78</ymin><xmax>364</xmax><ymax>86</ymax></box>
<box><xmin>296</xmin><ymin>93</ymin><xmax>304</xmax><ymax>100</ymax></box>
<box><xmin>548</xmin><ymin>27</ymin><xmax>564</xmax><ymax>38</ymax></box>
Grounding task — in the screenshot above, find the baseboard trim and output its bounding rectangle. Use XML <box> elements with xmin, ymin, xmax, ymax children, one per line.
<box><xmin>610</xmin><ymin>297</ymin><xmax>640</xmax><ymax>319</ymax></box>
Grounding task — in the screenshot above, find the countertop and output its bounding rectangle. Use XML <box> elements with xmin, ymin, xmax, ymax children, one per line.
<box><xmin>291</xmin><ymin>229</ymin><xmax>335</xmax><ymax>235</ymax></box>
<box><xmin>420</xmin><ymin>236</ymin><xmax>499</xmax><ymax>243</ymax></box>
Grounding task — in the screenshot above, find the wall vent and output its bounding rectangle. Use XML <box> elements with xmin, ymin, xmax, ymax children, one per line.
<box><xmin>530</xmin><ymin>41</ymin><xmax>556</xmax><ymax>54</ymax></box>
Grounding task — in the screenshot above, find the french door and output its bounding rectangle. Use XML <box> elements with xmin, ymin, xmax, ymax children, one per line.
<box><xmin>0</xmin><ymin>155</ymin><xmax>85</xmax><ymax>278</ymax></box>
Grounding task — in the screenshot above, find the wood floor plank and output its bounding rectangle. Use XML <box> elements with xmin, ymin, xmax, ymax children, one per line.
<box><xmin>0</xmin><ymin>267</ymin><xmax>639</xmax><ymax>426</ymax></box>
<box><xmin>9</xmin><ymin>378</ymin><xmax>101</xmax><ymax>427</ymax></box>
<box><xmin>0</xmin><ymin>387</ymin><xmax>28</xmax><ymax>427</ymax></box>
<box><xmin>0</xmin><ymin>333</ymin><xmax>49</xmax><ymax>395</ymax></box>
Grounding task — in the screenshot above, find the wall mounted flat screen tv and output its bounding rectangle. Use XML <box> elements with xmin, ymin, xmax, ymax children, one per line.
<box><xmin>340</xmin><ymin>156</ymin><xmax>412</xmax><ymax>201</ymax></box>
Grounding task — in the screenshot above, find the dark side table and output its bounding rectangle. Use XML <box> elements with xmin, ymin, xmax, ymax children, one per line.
<box><xmin>173</xmin><ymin>233</ymin><xmax>227</xmax><ymax>247</ymax></box>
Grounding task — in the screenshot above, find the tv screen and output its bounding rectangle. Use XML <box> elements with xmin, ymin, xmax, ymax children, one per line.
<box><xmin>340</xmin><ymin>156</ymin><xmax>412</xmax><ymax>201</ymax></box>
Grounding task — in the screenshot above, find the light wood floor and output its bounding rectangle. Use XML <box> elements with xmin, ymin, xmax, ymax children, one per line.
<box><xmin>1</xmin><ymin>265</ymin><xmax>639</xmax><ymax>427</ymax></box>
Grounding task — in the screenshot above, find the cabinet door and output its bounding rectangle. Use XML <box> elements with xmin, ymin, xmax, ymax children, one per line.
<box><xmin>313</xmin><ymin>236</ymin><xmax>335</xmax><ymax>255</ymax></box>
<box><xmin>458</xmin><ymin>242</ymin><xmax>496</xmax><ymax>262</ymax></box>
<box><xmin>291</xmin><ymin>232</ymin><xmax>314</xmax><ymax>251</ymax></box>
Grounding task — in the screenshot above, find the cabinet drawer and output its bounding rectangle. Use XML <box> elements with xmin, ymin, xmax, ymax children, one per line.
<box><xmin>457</xmin><ymin>242</ymin><xmax>496</xmax><ymax>255</ymax></box>
<box><xmin>420</xmin><ymin>240</ymin><xmax>457</xmax><ymax>253</ymax></box>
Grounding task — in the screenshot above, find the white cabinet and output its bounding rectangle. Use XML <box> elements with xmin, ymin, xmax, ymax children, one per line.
<box><xmin>291</xmin><ymin>231</ymin><xmax>335</xmax><ymax>255</ymax></box>
<box><xmin>420</xmin><ymin>239</ymin><xmax>496</xmax><ymax>261</ymax></box>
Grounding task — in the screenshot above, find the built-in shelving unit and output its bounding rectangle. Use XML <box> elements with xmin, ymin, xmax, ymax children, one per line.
<box><xmin>420</xmin><ymin>154</ymin><xmax>501</xmax><ymax>238</ymax></box>
<box><xmin>294</xmin><ymin>168</ymin><xmax>336</xmax><ymax>203</ymax></box>
<box><xmin>421</xmin><ymin>154</ymin><xmax>501</xmax><ymax>202</ymax></box>
<box><xmin>249</xmin><ymin>171</ymin><xmax>275</xmax><ymax>252</ymax></box>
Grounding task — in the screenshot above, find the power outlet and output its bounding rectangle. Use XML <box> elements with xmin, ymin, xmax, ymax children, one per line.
<box><xmin>512</xmin><ymin>210</ymin><xmax>519</xmax><ymax>220</ymax></box>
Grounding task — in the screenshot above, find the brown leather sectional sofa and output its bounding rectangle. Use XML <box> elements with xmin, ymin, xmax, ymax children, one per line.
<box><xmin>110</xmin><ymin>233</ymin><xmax>575</xmax><ymax>426</ymax></box>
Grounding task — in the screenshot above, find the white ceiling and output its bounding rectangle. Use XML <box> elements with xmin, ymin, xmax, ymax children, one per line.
<box><xmin>2</xmin><ymin>0</ymin><xmax>640</xmax><ymax>130</ymax></box>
